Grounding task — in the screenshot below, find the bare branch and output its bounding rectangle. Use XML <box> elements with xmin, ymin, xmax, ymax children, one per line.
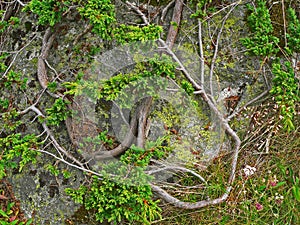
<box><xmin>161</xmin><ymin>0</ymin><xmax>175</xmax><ymax>23</ymax></box>
<box><xmin>1</xmin><ymin>35</ymin><xmax>37</xmax><ymax>80</ymax></box>
<box><xmin>281</xmin><ymin>0</ymin><xmax>287</xmax><ymax>48</ymax></box>
<box><xmin>158</xmin><ymin>38</ymin><xmax>203</xmax><ymax>90</ymax></box>
<box><xmin>16</xmin><ymin>0</ymin><xmax>25</xmax><ymax>7</ymax></box>
<box><xmin>92</xmin><ymin>111</ymin><xmax>138</xmax><ymax>160</ymax></box>
<box><xmin>126</xmin><ymin>1</ymin><xmax>149</xmax><ymax>25</ymax></box>
<box><xmin>36</xmin><ymin>149</ymin><xmax>103</xmax><ymax>178</ymax></box>
<box><xmin>38</xmin><ymin>28</ymin><xmax>55</xmax><ymax>90</ymax></box>
<box><xmin>147</xmin><ymin>165</ymin><xmax>206</xmax><ymax>183</ymax></box>
<box><xmin>227</xmin><ymin>89</ymin><xmax>270</xmax><ymax>121</ymax></box>
<box><xmin>136</xmin><ymin>97</ymin><xmax>153</xmax><ymax>148</ymax></box>
<box><xmin>150</xmin><ymin>184</ymin><xmax>232</xmax><ymax>209</ymax></box>
<box><xmin>198</xmin><ymin>20</ymin><xmax>205</xmax><ymax>87</ymax></box>
<box><xmin>73</xmin><ymin>24</ymin><xmax>93</xmax><ymax>46</ymax></box>
<box><xmin>20</xmin><ymin>105</ymin><xmax>85</xmax><ymax>167</ymax></box>
<box><xmin>158</xmin><ymin>181</ymin><xmax>205</xmax><ymax>190</ymax></box>
<box><xmin>202</xmin><ymin>0</ymin><xmax>242</xmax><ymax>22</ymax></box>
<box><xmin>209</xmin><ymin>2</ymin><xmax>239</xmax><ymax>97</ymax></box>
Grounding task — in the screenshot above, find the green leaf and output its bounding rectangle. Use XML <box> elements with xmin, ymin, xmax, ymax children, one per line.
<box><xmin>10</xmin><ymin>220</ymin><xmax>19</xmax><ymax>225</ymax></box>
<box><xmin>0</xmin><ymin>209</ymin><xmax>8</xmax><ymax>218</ymax></box>
<box><xmin>292</xmin><ymin>185</ymin><xmax>300</xmax><ymax>201</ymax></box>
<box><xmin>275</xmin><ymin>181</ymin><xmax>286</xmax><ymax>188</ymax></box>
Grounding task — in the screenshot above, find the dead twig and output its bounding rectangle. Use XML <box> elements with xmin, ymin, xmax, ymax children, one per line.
<box><xmin>161</xmin><ymin>0</ymin><xmax>175</xmax><ymax>23</ymax></box>
<box><xmin>1</xmin><ymin>35</ymin><xmax>37</xmax><ymax>81</ymax></box>
<box><xmin>20</xmin><ymin>105</ymin><xmax>85</xmax><ymax>167</ymax></box>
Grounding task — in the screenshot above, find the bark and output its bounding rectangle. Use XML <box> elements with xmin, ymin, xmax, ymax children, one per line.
<box><xmin>91</xmin><ymin>97</ymin><xmax>153</xmax><ymax>160</ymax></box>
<box><xmin>136</xmin><ymin>97</ymin><xmax>153</xmax><ymax>148</ymax></box>
<box><xmin>166</xmin><ymin>0</ymin><xmax>184</xmax><ymax>49</ymax></box>
<box><xmin>37</xmin><ymin>28</ymin><xmax>57</xmax><ymax>91</ymax></box>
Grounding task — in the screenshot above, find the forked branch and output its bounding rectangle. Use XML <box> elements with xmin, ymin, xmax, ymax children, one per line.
<box><xmin>127</xmin><ymin>0</ymin><xmax>242</xmax><ymax>208</ymax></box>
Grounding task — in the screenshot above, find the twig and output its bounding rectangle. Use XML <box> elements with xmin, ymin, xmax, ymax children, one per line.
<box><xmin>151</xmin><ymin>184</ymin><xmax>231</xmax><ymax>209</ymax></box>
<box><xmin>158</xmin><ymin>38</ymin><xmax>202</xmax><ymax>90</ymax></box>
<box><xmin>227</xmin><ymin>89</ymin><xmax>270</xmax><ymax>121</ymax></box>
<box><xmin>161</xmin><ymin>0</ymin><xmax>175</xmax><ymax>22</ymax></box>
<box><xmin>126</xmin><ymin>1</ymin><xmax>149</xmax><ymax>25</ymax></box>
<box><xmin>198</xmin><ymin>20</ymin><xmax>205</xmax><ymax>87</ymax></box>
<box><xmin>16</xmin><ymin>0</ymin><xmax>25</xmax><ymax>7</ymax></box>
<box><xmin>281</xmin><ymin>0</ymin><xmax>287</xmax><ymax>48</ymax></box>
<box><xmin>44</xmin><ymin>59</ymin><xmax>59</xmax><ymax>78</ymax></box>
<box><xmin>202</xmin><ymin>0</ymin><xmax>242</xmax><ymax>22</ymax></box>
<box><xmin>158</xmin><ymin>182</ymin><xmax>204</xmax><ymax>190</ymax></box>
<box><xmin>73</xmin><ymin>24</ymin><xmax>93</xmax><ymax>46</ymax></box>
<box><xmin>1</xmin><ymin>35</ymin><xmax>37</xmax><ymax>80</ymax></box>
<box><xmin>147</xmin><ymin>165</ymin><xmax>206</xmax><ymax>183</ymax></box>
<box><xmin>21</xmin><ymin>105</ymin><xmax>85</xmax><ymax>167</ymax></box>
<box><xmin>209</xmin><ymin>3</ymin><xmax>238</xmax><ymax>98</ymax></box>
<box><xmin>112</xmin><ymin>101</ymin><xmax>130</xmax><ymax>127</ymax></box>
<box><xmin>35</xmin><ymin>149</ymin><xmax>103</xmax><ymax>178</ymax></box>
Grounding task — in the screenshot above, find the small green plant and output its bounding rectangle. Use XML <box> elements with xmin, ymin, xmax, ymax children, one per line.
<box><xmin>240</xmin><ymin>0</ymin><xmax>279</xmax><ymax>57</ymax></box>
<box><xmin>1</xmin><ymin>109</ymin><xmax>22</xmax><ymax>131</ymax></box>
<box><xmin>181</xmin><ymin>79</ymin><xmax>195</xmax><ymax>95</ymax></box>
<box><xmin>47</xmin><ymin>82</ymin><xmax>57</xmax><ymax>93</ymax></box>
<box><xmin>0</xmin><ymin>98</ymin><xmax>9</xmax><ymax>110</ymax></box>
<box><xmin>114</xmin><ymin>24</ymin><xmax>163</xmax><ymax>43</ymax></box>
<box><xmin>121</xmin><ymin>136</ymin><xmax>173</xmax><ymax>167</ymax></box>
<box><xmin>286</xmin><ymin>7</ymin><xmax>300</xmax><ymax>53</ymax></box>
<box><xmin>0</xmin><ymin>53</ymin><xmax>9</xmax><ymax>73</ymax></box>
<box><xmin>0</xmin><ymin>133</ymin><xmax>40</xmax><ymax>179</ymax></box>
<box><xmin>1</xmin><ymin>70</ymin><xmax>27</xmax><ymax>90</ymax></box>
<box><xmin>45</xmin><ymin>164</ymin><xmax>60</xmax><ymax>176</ymax></box>
<box><xmin>190</xmin><ymin>0</ymin><xmax>215</xmax><ymax>20</ymax></box>
<box><xmin>0</xmin><ymin>10</ymin><xmax>20</xmax><ymax>33</ymax></box>
<box><xmin>65</xmin><ymin>171</ymin><xmax>161</xmax><ymax>224</ymax></box>
<box><xmin>77</xmin><ymin>0</ymin><xmax>116</xmax><ymax>39</ymax></box>
<box><xmin>63</xmin><ymin>54</ymin><xmax>176</xmax><ymax>103</ymax></box>
<box><xmin>79</xmin><ymin>131</ymin><xmax>114</xmax><ymax>152</ymax></box>
<box><xmin>65</xmin><ymin>137</ymin><xmax>173</xmax><ymax>224</ymax></box>
<box><xmin>97</xmin><ymin>131</ymin><xmax>113</xmax><ymax>146</ymax></box>
<box><xmin>45</xmin><ymin>98</ymin><xmax>70</xmax><ymax>126</ymax></box>
<box><xmin>23</xmin><ymin>0</ymin><xmax>70</xmax><ymax>26</ymax></box>
<box><xmin>270</xmin><ymin>61</ymin><xmax>299</xmax><ymax>132</ymax></box>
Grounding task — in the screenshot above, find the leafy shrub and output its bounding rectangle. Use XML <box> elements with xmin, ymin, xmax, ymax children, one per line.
<box><xmin>270</xmin><ymin>61</ymin><xmax>299</xmax><ymax>132</ymax></box>
<box><xmin>45</xmin><ymin>98</ymin><xmax>70</xmax><ymax>126</ymax></box>
<box><xmin>0</xmin><ymin>134</ymin><xmax>40</xmax><ymax>179</ymax></box>
<box><xmin>77</xmin><ymin>0</ymin><xmax>116</xmax><ymax>39</ymax></box>
<box><xmin>240</xmin><ymin>0</ymin><xmax>279</xmax><ymax>56</ymax></box>
<box><xmin>65</xmin><ymin>168</ymin><xmax>161</xmax><ymax>224</ymax></box>
<box><xmin>286</xmin><ymin>8</ymin><xmax>300</xmax><ymax>53</ymax></box>
<box><xmin>24</xmin><ymin>0</ymin><xmax>70</xmax><ymax>26</ymax></box>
